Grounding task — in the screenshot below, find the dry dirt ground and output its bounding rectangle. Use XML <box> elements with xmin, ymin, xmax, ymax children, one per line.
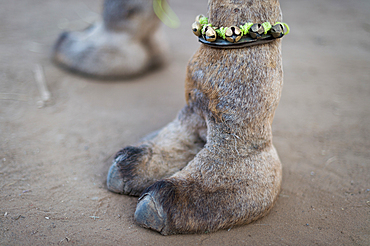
<box><xmin>1</xmin><ymin>0</ymin><xmax>369</xmax><ymax>245</ymax></box>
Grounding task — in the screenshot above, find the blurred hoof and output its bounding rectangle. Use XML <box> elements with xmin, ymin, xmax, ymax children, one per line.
<box><xmin>52</xmin><ymin>22</ymin><xmax>167</xmax><ymax>78</ymax></box>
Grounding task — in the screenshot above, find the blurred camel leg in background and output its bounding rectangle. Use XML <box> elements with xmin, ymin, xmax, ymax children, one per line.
<box><xmin>53</xmin><ymin>0</ymin><xmax>168</xmax><ymax>78</ymax></box>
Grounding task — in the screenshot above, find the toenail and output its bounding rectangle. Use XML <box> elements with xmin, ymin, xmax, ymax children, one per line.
<box><xmin>135</xmin><ymin>193</ymin><xmax>165</xmax><ymax>232</ymax></box>
<box><xmin>107</xmin><ymin>163</ymin><xmax>124</xmax><ymax>194</ymax></box>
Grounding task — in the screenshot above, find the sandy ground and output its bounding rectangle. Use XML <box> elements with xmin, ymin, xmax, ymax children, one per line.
<box><xmin>1</xmin><ymin>0</ymin><xmax>369</xmax><ymax>245</ymax></box>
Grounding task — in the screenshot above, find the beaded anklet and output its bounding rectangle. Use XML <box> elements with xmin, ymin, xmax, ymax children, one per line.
<box><xmin>192</xmin><ymin>15</ymin><xmax>290</xmax><ymax>48</ymax></box>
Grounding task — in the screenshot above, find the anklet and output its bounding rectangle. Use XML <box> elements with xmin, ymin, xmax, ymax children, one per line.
<box><xmin>191</xmin><ymin>15</ymin><xmax>290</xmax><ymax>48</ymax></box>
